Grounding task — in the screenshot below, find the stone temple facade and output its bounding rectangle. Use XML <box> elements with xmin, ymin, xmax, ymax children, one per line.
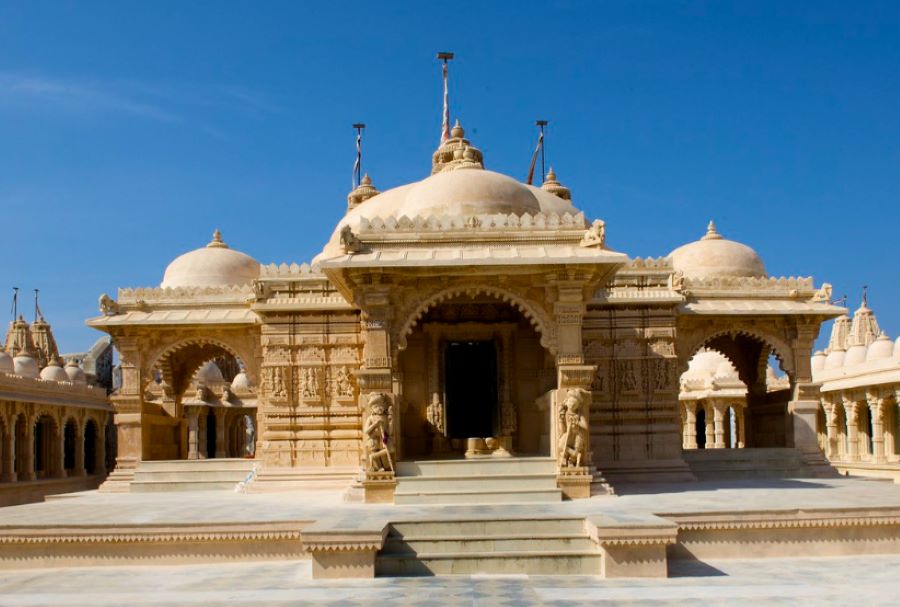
<box><xmin>86</xmin><ymin>121</ymin><xmax>846</xmax><ymax>501</ymax></box>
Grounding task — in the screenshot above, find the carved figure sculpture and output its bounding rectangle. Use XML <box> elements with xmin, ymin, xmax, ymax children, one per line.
<box><xmin>811</xmin><ymin>282</ymin><xmax>833</xmax><ymax>303</ymax></box>
<box><xmin>98</xmin><ymin>293</ymin><xmax>119</xmax><ymax>316</ymax></box>
<box><xmin>558</xmin><ymin>388</ymin><xmax>589</xmax><ymax>468</ymax></box>
<box><xmin>195</xmin><ymin>386</ymin><xmax>207</xmax><ymax>403</ymax></box>
<box><xmin>427</xmin><ymin>392</ymin><xmax>444</xmax><ymax>434</ymax></box>
<box><xmin>340</xmin><ymin>225</ymin><xmax>362</xmax><ymax>253</ymax></box>
<box><xmin>363</xmin><ymin>393</ymin><xmax>393</xmax><ymax>472</ymax></box>
<box><xmin>579</xmin><ymin>219</ymin><xmax>606</xmax><ymax>248</ymax></box>
<box><xmin>301</xmin><ymin>368</ymin><xmax>319</xmax><ymax>400</ymax></box>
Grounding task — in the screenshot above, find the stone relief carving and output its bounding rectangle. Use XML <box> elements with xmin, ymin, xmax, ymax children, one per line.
<box><xmin>558</xmin><ymin>388</ymin><xmax>589</xmax><ymax>469</ymax></box>
<box><xmin>263</xmin><ymin>367</ymin><xmax>288</xmax><ymax>400</ymax></box>
<box><xmin>363</xmin><ymin>393</ymin><xmax>393</xmax><ymax>473</ymax></box>
<box><xmin>333</xmin><ymin>366</ymin><xmax>355</xmax><ymax>399</ymax></box>
<box><xmin>340</xmin><ymin>225</ymin><xmax>363</xmax><ymax>253</ymax></box>
<box><xmin>300</xmin><ymin>368</ymin><xmax>320</xmax><ymax>401</ymax></box>
<box><xmin>618</xmin><ymin>360</ymin><xmax>639</xmax><ymax>393</ymax></box>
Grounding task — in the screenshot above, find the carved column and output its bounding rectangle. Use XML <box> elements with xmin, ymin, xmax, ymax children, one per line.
<box><xmin>198</xmin><ymin>408</ymin><xmax>208</xmax><ymax>459</ymax></box>
<box><xmin>844</xmin><ymin>399</ymin><xmax>860</xmax><ymax>462</ymax></box>
<box><xmin>683</xmin><ymin>402</ymin><xmax>697</xmax><ymax>449</ymax></box>
<box><xmin>104</xmin><ymin>337</ymin><xmax>144</xmax><ymax>488</ymax></box>
<box><xmin>20</xmin><ymin>416</ymin><xmax>35</xmax><ymax>481</ymax></box>
<box><xmin>824</xmin><ymin>401</ymin><xmax>838</xmax><ymax>459</ymax></box>
<box><xmin>74</xmin><ymin>422</ymin><xmax>86</xmax><ymax>477</ymax></box>
<box><xmin>736</xmin><ymin>406</ymin><xmax>746</xmax><ymax>448</ymax></box>
<box><xmin>868</xmin><ymin>394</ymin><xmax>886</xmax><ymax>463</ymax></box>
<box><xmin>703</xmin><ymin>404</ymin><xmax>715</xmax><ymax>449</ymax></box>
<box><xmin>1</xmin><ymin>424</ymin><xmax>14</xmax><ymax>482</ymax></box>
<box><xmin>712</xmin><ymin>402</ymin><xmax>726</xmax><ymax>449</ymax></box>
<box><xmin>187</xmin><ymin>408</ymin><xmax>200</xmax><ymax>460</ymax></box>
<box><xmin>95</xmin><ymin>415</ymin><xmax>107</xmax><ymax>475</ymax></box>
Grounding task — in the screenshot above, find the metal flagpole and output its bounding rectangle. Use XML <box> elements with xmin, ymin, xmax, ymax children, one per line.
<box><xmin>33</xmin><ymin>289</ymin><xmax>39</xmax><ymax>322</ymax></box>
<box><xmin>10</xmin><ymin>287</ymin><xmax>18</xmax><ymax>320</ymax></box>
<box><xmin>437</xmin><ymin>52</ymin><xmax>454</xmax><ymax>144</ymax></box>
<box><xmin>535</xmin><ymin>120</ymin><xmax>548</xmax><ymax>183</ymax></box>
<box><xmin>352</xmin><ymin>123</ymin><xmax>365</xmax><ymax>189</ymax></box>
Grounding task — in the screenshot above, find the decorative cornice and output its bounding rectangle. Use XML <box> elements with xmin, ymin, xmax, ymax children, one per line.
<box><xmin>118</xmin><ymin>285</ymin><xmax>254</xmax><ymax>304</ymax></box>
<box><xmin>356</xmin><ymin>211</ymin><xmax>588</xmax><ymax>234</ymax></box>
<box><xmin>683</xmin><ymin>276</ymin><xmax>815</xmax><ymax>293</ymax></box>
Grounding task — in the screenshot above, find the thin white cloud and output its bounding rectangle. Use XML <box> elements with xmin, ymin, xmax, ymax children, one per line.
<box><xmin>0</xmin><ymin>72</ymin><xmax>278</xmax><ymax>128</ymax></box>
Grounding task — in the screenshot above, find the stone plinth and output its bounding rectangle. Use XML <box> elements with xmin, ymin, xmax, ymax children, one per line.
<box><xmin>303</xmin><ymin>520</ymin><xmax>388</xmax><ymax>579</ymax></box>
<box><xmin>585</xmin><ymin>514</ymin><xmax>678</xmax><ymax>578</ymax></box>
<box><xmin>557</xmin><ymin>467</ymin><xmax>592</xmax><ymax>499</ymax></box>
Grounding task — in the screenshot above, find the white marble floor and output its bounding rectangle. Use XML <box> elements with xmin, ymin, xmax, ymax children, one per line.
<box><xmin>0</xmin><ymin>555</ymin><xmax>896</xmax><ymax>606</ymax></box>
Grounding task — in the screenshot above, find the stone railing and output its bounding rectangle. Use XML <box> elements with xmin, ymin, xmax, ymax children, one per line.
<box><xmin>0</xmin><ymin>372</ymin><xmax>110</xmax><ymax>407</ymax></box>
<box><xmin>118</xmin><ymin>284</ymin><xmax>254</xmax><ymax>304</ymax></box>
<box><xmin>259</xmin><ymin>262</ymin><xmax>322</xmax><ymax>277</ymax></box>
<box><xmin>682</xmin><ymin>276</ymin><xmax>815</xmax><ymax>292</ymax></box>
<box><xmin>622</xmin><ymin>257</ymin><xmax>672</xmax><ymax>270</ymax></box>
<box><xmin>356</xmin><ymin>211</ymin><xmax>588</xmax><ymax>234</ymax></box>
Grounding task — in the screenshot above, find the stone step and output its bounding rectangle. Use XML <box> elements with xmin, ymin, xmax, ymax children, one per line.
<box><xmin>132</xmin><ymin>470</ymin><xmax>253</xmax><ymax>482</ymax></box>
<box><xmin>395</xmin><ymin>457</ymin><xmax>556</xmax><ymax>477</ymax></box>
<box><xmin>389</xmin><ymin>517</ymin><xmax>585</xmax><ymax>537</ymax></box>
<box><xmin>396</xmin><ymin>473</ymin><xmax>559</xmax><ymax>493</ymax></box>
<box><xmin>130</xmin><ymin>480</ymin><xmax>241</xmax><ymax>492</ymax></box>
<box><xmin>375</xmin><ymin>550</ymin><xmax>602</xmax><ymax>576</ymax></box>
<box><xmin>135</xmin><ymin>459</ymin><xmax>258</xmax><ymax>472</ymax></box>
<box><xmin>384</xmin><ymin>534</ymin><xmax>595</xmax><ymax>554</ymax></box>
<box><xmin>394</xmin><ymin>487</ymin><xmax>562</xmax><ymax>504</ymax></box>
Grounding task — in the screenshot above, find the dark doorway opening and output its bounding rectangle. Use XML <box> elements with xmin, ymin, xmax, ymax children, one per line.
<box><xmin>206</xmin><ymin>409</ymin><xmax>217</xmax><ymax>459</ymax></box>
<box><xmin>697</xmin><ymin>408</ymin><xmax>707</xmax><ymax>449</ymax></box>
<box><xmin>445</xmin><ymin>340</ymin><xmax>498</xmax><ymax>439</ymax></box>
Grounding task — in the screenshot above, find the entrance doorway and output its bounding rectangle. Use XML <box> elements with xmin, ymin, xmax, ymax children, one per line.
<box><xmin>445</xmin><ymin>340</ymin><xmax>498</xmax><ymax>439</ymax></box>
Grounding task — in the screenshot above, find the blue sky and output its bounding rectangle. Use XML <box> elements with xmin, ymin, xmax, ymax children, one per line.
<box><xmin>1</xmin><ymin>1</ymin><xmax>899</xmax><ymax>353</ymax></box>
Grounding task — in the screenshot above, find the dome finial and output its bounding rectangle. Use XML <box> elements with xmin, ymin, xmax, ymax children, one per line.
<box><xmin>702</xmin><ymin>220</ymin><xmax>723</xmax><ymax>241</ymax></box>
<box><xmin>450</xmin><ymin>119</ymin><xmax>464</xmax><ymax>139</ymax></box>
<box><xmin>207</xmin><ymin>229</ymin><xmax>228</xmax><ymax>249</ymax></box>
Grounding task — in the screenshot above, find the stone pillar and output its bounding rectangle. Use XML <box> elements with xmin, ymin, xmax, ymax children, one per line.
<box><xmin>187</xmin><ymin>408</ymin><xmax>200</xmax><ymax>460</ymax></box>
<box><xmin>703</xmin><ymin>404</ymin><xmax>715</xmax><ymax>449</ymax></box>
<box><xmin>824</xmin><ymin>402</ymin><xmax>838</xmax><ymax>459</ymax></box>
<box><xmin>74</xmin><ymin>423</ymin><xmax>86</xmax><ymax>477</ymax></box>
<box><xmin>20</xmin><ymin>419</ymin><xmax>35</xmax><ymax>481</ymax></box>
<box><xmin>683</xmin><ymin>402</ymin><xmax>697</xmax><ymax>449</ymax></box>
<box><xmin>1</xmin><ymin>426</ymin><xmax>14</xmax><ymax>482</ymax></box>
<box><xmin>712</xmin><ymin>402</ymin><xmax>726</xmax><ymax>449</ymax></box>
<box><xmin>787</xmin><ymin>382</ymin><xmax>823</xmax><ymax>454</ymax></box>
<box><xmin>736</xmin><ymin>406</ymin><xmax>746</xmax><ymax>448</ymax></box>
<box><xmin>215</xmin><ymin>409</ymin><xmax>226</xmax><ymax>458</ymax></box>
<box><xmin>868</xmin><ymin>394</ymin><xmax>886</xmax><ymax>463</ymax></box>
<box><xmin>95</xmin><ymin>416</ymin><xmax>107</xmax><ymax>475</ymax></box>
<box><xmin>100</xmin><ymin>337</ymin><xmax>145</xmax><ymax>490</ymax></box>
<box><xmin>844</xmin><ymin>399</ymin><xmax>860</xmax><ymax>462</ymax></box>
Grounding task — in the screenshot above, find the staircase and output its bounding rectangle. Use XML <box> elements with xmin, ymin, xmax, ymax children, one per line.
<box><xmin>683</xmin><ymin>448</ymin><xmax>838</xmax><ymax>480</ymax></box>
<box><xmin>394</xmin><ymin>457</ymin><xmax>562</xmax><ymax>504</ymax></box>
<box><xmin>376</xmin><ymin>516</ymin><xmax>601</xmax><ymax>576</ymax></box>
<box><xmin>130</xmin><ymin>458</ymin><xmax>258</xmax><ymax>492</ymax></box>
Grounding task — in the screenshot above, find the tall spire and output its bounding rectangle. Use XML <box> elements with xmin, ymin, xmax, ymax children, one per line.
<box><xmin>437</xmin><ymin>52</ymin><xmax>454</xmax><ymax>144</ymax></box>
<box><xmin>847</xmin><ymin>288</ymin><xmax>880</xmax><ymax>347</ymax></box>
<box><xmin>827</xmin><ymin>314</ymin><xmax>851</xmax><ymax>352</ymax></box>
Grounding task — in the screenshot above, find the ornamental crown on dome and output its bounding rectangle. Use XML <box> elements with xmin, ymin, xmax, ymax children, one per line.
<box><xmin>541</xmin><ymin>167</ymin><xmax>571</xmax><ymax>201</ymax></box>
<box><xmin>431</xmin><ymin>120</ymin><xmax>484</xmax><ymax>174</ymax></box>
<box><xmin>207</xmin><ymin>229</ymin><xmax>228</xmax><ymax>249</ymax></box>
<box><xmin>347</xmin><ymin>173</ymin><xmax>380</xmax><ymax>212</ymax></box>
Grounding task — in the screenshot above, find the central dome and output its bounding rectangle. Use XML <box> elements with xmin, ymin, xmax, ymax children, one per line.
<box><xmin>668</xmin><ymin>221</ymin><xmax>766</xmax><ymax>280</ymax></box>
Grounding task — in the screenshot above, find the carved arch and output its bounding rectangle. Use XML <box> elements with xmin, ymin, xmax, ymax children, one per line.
<box><xmin>143</xmin><ymin>335</ymin><xmax>259</xmax><ymax>398</ymax></box>
<box><xmin>677</xmin><ymin>327</ymin><xmax>795</xmax><ymax>384</ymax></box>
<box><xmin>394</xmin><ymin>284</ymin><xmax>557</xmax><ymax>354</ymax></box>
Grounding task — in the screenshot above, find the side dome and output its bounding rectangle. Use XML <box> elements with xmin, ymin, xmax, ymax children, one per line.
<box><xmin>40</xmin><ymin>359</ymin><xmax>69</xmax><ymax>382</ymax></box>
<box><xmin>231</xmin><ymin>370</ymin><xmax>252</xmax><ymax>391</ymax></box>
<box><xmin>844</xmin><ymin>343</ymin><xmax>867</xmax><ymax>367</ymax></box>
<box><xmin>824</xmin><ymin>347</ymin><xmax>846</xmax><ymax>369</ymax></box>
<box><xmin>0</xmin><ymin>350</ymin><xmax>13</xmax><ymax>374</ymax></box>
<box><xmin>13</xmin><ymin>351</ymin><xmax>39</xmax><ymax>378</ymax></box>
<box><xmin>161</xmin><ymin>230</ymin><xmax>259</xmax><ymax>288</ymax></box>
<box><xmin>865</xmin><ymin>333</ymin><xmax>893</xmax><ymax>361</ymax></box>
<box><xmin>194</xmin><ymin>360</ymin><xmax>225</xmax><ymax>384</ymax></box>
<box><xmin>65</xmin><ymin>359</ymin><xmax>87</xmax><ymax>383</ymax></box>
<box><xmin>668</xmin><ymin>221</ymin><xmax>766</xmax><ymax>280</ymax></box>
<box><xmin>811</xmin><ymin>351</ymin><xmax>827</xmax><ymax>373</ymax></box>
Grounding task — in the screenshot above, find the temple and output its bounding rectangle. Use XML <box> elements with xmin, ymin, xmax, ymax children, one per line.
<box><xmin>80</xmin><ymin>119</ymin><xmax>848</xmax><ymax>502</ymax></box>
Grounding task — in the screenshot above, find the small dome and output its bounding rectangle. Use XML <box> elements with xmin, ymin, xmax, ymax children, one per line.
<box><xmin>65</xmin><ymin>359</ymin><xmax>87</xmax><ymax>383</ymax></box>
<box><xmin>13</xmin><ymin>352</ymin><xmax>40</xmax><ymax>378</ymax></box>
<box><xmin>684</xmin><ymin>349</ymin><xmax>738</xmax><ymax>380</ymax></box>
<box><xmin>824</xmin><ymin>348</ymin><xmax>846</xmax><ymax>369</ymax></box>
<box><xmin>844</xmin><ymin>343</ymin><xmax>867</xmax><ymax>367</ymax></box>
<box><xmin>811</xmin><ymin>351</ymin><xmax>827</xmax><ymax>373</ymax></box>
<box><xmin>866</xmin><ymin>333</ymin><xmax>893</xmax><ymax>361</ymax></box>
<box><xmin>161</xmin><ymin>230</ymin><xmax>259</xmax><ymax>288</ymax></box>
<box><xmin>40</xmin><ymin>359</ymin><xmax>69</xmax><ymax>382</ymax></box>
<box><xmin>194</xmin><ymin>361</ymin><xmax>224</xmax><ymax>384</ymax></box>
<box><xmin>231</xmin><ymin>370</ymin><xmax>252</xmax><ymax>391</ymax></box>
<box><xmin>894</xmin><ymin>337</ymin><xmax>900</xmax><ymax>358</ymax></box>
<box><xmin>668</xmin><ymin>221</ymin><xmax>766</xmax><ymax>280</ymax></box>
<box><xmin>0</xmin><ymin>350</ymin><xmax>13</xmax><ymax>374</ymax></box>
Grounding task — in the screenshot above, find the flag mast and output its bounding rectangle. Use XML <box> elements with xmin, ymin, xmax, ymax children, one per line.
<box><xmin>352</xmin><ymin>123</ymin><xmax>365</xmax><ymax>189</ymax></box>
<box><xmin>536</xmin><ymin>120</ymin><xmax>548</xmax><ymax>183</ymax></box>
<box><xmin>527</xmin><ymin>120</ymin><xmax>548</xmax><ymax>185</ymax></box>
<box><xmin>437</xmin><ymin>52</ymin><xmax>454</xmax><ymax>144</ymax></box>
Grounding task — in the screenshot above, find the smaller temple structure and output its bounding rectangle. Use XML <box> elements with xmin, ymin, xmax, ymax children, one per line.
<box><xmin>813</xmin><ymin>297</ymin><xmax>900</xmax><ymax>481</ymax></box>
<box><xmin>0</xmin><ymin>313</ymin><xmax>114</xmax><ymax>506</ymax></box>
